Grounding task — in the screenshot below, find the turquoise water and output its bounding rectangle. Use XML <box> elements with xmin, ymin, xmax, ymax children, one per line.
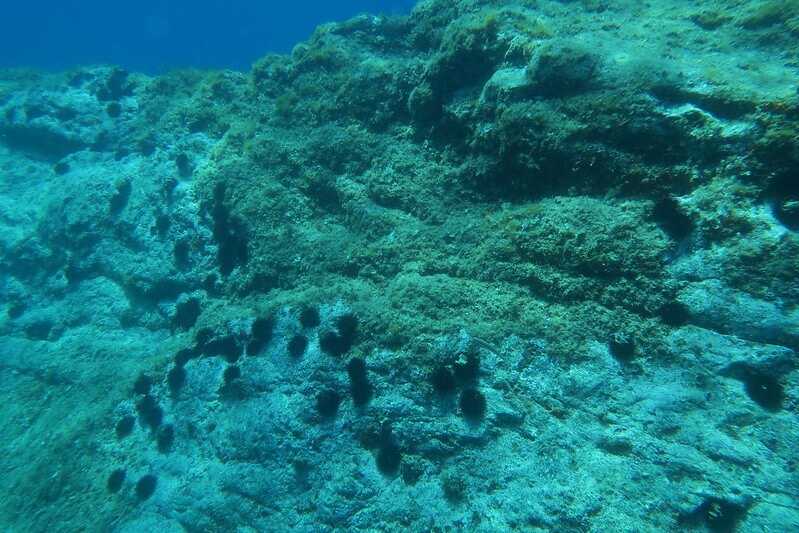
<box><xmin>1</xmin><ymin>0</ymin><xmax>798</xmax><ymax>531</ymax></box>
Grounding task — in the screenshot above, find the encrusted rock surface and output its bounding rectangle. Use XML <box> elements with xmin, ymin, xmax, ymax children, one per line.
<box><xmin>1</xmin><ymin>0</ymin><xmax>798</xmax><ymax>530</ymax></box>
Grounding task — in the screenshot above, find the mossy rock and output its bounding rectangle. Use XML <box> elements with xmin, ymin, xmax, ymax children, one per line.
<box><xmin>752</xmin><ymin>122</ymin><xmax>799</xmax><ymax>170</ymax></box>
<box><xmin>739</xmin><ymin>0</ymin><xmax>799</xmax><ymax>29</ymax></box>
<box><xmin>690</xmin><ymin>10</ymin><xmax>733</xmax><ymax>30</ymax></box>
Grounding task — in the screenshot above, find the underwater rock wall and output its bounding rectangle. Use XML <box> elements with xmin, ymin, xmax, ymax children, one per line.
<box><xmin>1</xmin><ymin>0</ymin><xmax>798</xmax><ymax>530</ymax></box>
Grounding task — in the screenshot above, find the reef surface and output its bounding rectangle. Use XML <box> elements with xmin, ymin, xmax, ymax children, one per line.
<box><xmin>1</xmin><ymin>0</ymin><xmax>798</xmax><ymax>531</ymax></box>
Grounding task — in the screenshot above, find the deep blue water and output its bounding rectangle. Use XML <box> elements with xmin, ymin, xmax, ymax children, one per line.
<box><xmin>0</xmin><ymin>0</ymin><xmax>417</xmax><ymax>73</ymax></box>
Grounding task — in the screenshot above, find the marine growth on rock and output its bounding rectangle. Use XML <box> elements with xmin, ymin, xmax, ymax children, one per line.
<box><xmin>1</xmin><ymin>1</ymin><xmax>798</xmax><ymax>531</ymax></box>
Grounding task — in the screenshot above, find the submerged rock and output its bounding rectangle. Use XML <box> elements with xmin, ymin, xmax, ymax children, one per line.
<box><xmin>1</xmin><ymin>1</ymin><xmax>798</xmax><ymax>531</ymax></box>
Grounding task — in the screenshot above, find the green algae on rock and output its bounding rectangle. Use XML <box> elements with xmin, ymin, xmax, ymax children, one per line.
<box><xmin>1</xmin><ymin>0</ymin><xmax>799</xmax><ymax>531</ymax></box>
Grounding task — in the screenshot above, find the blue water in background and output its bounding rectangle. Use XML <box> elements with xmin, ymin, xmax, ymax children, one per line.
<box><xmin>0</xmin><ymin>0</ymin><xmax>417</xmax><ymax>74</ymax></box>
